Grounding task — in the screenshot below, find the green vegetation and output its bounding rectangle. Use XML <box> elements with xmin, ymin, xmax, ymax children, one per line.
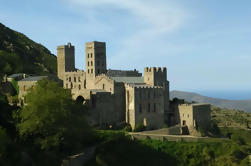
<box><xmin>0</xmin><ymin>79</ymin><xmax>95</xmax><ymax>166</ymax></box>
<box><xmin>86</xmin><ymin>130</ymin><xmax>251</xmax><ymax>166</ymax></box>
<box><xmin>0</xmin><ymin>23</ymin><xmax>57</xmax><ymax>75</ymax></box>
<box><xmin>211</xmin><ymin>106</ymin><xmax>251</xmax><ymax>129</ymax></box>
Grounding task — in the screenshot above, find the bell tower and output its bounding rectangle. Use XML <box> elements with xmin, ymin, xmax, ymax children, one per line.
<box><xmin>85</xmin><ymin>41</ymin><xmax>107</xmax><ymax>78</ymax></box>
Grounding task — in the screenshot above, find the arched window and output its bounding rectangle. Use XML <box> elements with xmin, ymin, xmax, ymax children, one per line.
<box><xmin>79</xmin><ymin>85</ymin><xmax>81</xmax><ymax>90</ymax></box>
<box><xmin>91</xmin><ymin>61</ymin><xmax>93</xmax><ymax>66</ymax></box>
<box><xmin>88</xmin><ymin>61</ymin><xmax>89</xmax><ymax>66</ymax></box>
<box><xmin>102</xmin><ymin>84</ymin><xmax>105</xmax><ymax>90</ymax></box>
<box><xmin>76</xmin><ymin>96</ymin><xmax>85</xmax><ymax>104</ymax></box>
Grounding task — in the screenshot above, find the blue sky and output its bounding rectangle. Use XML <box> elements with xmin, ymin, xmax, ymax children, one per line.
<box><xmin>1</xmin><ymin>0</ymin><xmax>251</xmax><ymax>93</ymax></box>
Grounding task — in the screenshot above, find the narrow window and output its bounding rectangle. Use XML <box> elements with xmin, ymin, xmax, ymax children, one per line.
<box><xmin>91</xmin><ymin>61</ymin><xmax>93</xmax><ymax>66</ymax></box>
<box><xmin>102</xmin><ymin>84</ymin><xmax>105</xmax><ymax>90</ymax></box>
<box><xmin>74</xmin><ymin>77</ymin><xmax>76</xmax><ymax>82</ymax></box>
<box><xmin>148</xmin><ymin>103</ymin><xmax>150</xmax><ymax>112</ymax></box>
<box><xmin>78</xmin><ymin>77</ymin><xmax>81</xmax><ymax>82</ymax></box>
<box><xmin>71</xmin><ymin>83</ymin><xmax>73</xmax><ymax>89</ymax></box>
<box><xmin>188</xmin><ymin>114</ymin><xmax>189</xmax><ymax>118</ymax></box>
<box><xmin>91</xmin><ymin>69</ymin><xmax>93</xmax><ymax>73</ymax></box>
<box><xmin>91</xmin><ymin>53</ymin><xmax>93</xmax><ymax>58</ymax></box>
<box><xmin>88</xmin><ymin>61</ymin><xmax>89</xmax><ymax>66</ymax></box>
<box><xmin>88</xmin><ymin>53</ymin><xmax>89</xmax><ymax>58</ymax></box>
<box><xmin>69</xmin><ymin>77</ymin><xmax>71</xmax><ymax>82</ymax></box>
<box><xmin>79</xmin><ymin>85</ymin><xmax>81</xmax><ymax>90</ymax></box>
<box><xmin>139</xmin><ymin>104</ymin><xmax>142</xmax><ymax>113</ymax></box>
<box><xmin>88</xmin><ymin>69</ymin><xmax>89</xmax><ymax>74</ymax></box>
<box><xmin>154</xmin><ymin>103</ymin><xmax>156</xmax><ymax>112</ymax></box>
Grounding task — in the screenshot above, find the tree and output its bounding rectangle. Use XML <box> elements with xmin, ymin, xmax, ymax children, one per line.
<box><xmin>18</xmin><ymin>79</ymin><xmax>93</xmax><ymax>151</ymax></box>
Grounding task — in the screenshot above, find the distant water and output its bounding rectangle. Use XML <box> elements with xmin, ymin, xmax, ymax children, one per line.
<box><xmin>196</xmin><ymin>90</ymin><xmax>251</xmax><ymax>100</ymax></box>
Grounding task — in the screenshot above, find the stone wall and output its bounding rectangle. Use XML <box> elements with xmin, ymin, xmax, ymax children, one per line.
<box><xmin>125</xmin><ymin>84</ymin><xmax>165</xmax><ymax>130</ymax></box>
<box><xmin>178</xmin><ymin>104</ymin><xmax>211</xmax><ymax>134</ymax></box>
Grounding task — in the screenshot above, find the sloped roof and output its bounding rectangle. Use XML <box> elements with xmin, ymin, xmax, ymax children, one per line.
<box><xmin>110</xmin><ymin>77</ymin><xmax>144</xmax><ymax>84</ymax></box>
<box><xmin>19</xmin><ymin>76</ymin><xmax>47</xmax><ymax>82</ymax></box>
<box><xmin>7</xmin><ymin>73</ymin><xmax>25</xmax><ymax>78</ymax></box>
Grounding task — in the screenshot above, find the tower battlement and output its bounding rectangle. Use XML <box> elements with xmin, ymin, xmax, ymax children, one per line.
<box><xmin>144</xmin><ymin>67</ymin><xmax>167</xmax><ymax>86</ymax></box>
<box><xmin>144</xmin><ymin>67</ymin><xmax>166</xmax><ymax>73</ymax></box>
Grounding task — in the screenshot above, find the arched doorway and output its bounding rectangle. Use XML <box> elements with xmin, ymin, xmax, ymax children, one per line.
<box><xmin>76</xmin><ymin>95</ymin><xmax>85</xmax><ymax>104</ymax></box>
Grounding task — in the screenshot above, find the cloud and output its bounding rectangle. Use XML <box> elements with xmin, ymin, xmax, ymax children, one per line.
<box><xmin>59</xmin><ymin>0</ymin><xmax>190</xmax><ymax>70</ymax></box>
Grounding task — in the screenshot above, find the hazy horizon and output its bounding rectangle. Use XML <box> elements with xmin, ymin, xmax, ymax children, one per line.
<box><xmin>1</xmin><ymin>0</ymin><xmax>250</xmax><ymax>92</ymax></box>
<box><xmin>171</xmin><ymin>89</ymin><xmax>251</xmax><ymax>100</ymax></box>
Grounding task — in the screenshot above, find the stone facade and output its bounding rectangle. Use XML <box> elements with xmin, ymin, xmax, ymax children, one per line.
<box><xmin>57</xmin><ymin>41</ymin><xmax>170</xmax><ymax>130</ymax></box>
<box><xmin>18</xmin><ymin>76</ymin><xmax>47</xmax><ymax>105</ymax></box>
<box><xmin>178</xmin><ymin>104</ymin><xmax>211</xmax><ymax>134</ymax></box>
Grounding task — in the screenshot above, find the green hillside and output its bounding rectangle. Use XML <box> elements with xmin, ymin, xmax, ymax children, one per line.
<box><xmin>0</xmin><ymin>23</ymin><xmax>56</xmax><ymax>75</ymax></box>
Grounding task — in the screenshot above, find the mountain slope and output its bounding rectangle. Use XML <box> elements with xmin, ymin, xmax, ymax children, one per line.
<box><xmin>170</xmin><ymin>90</ymin><xmax>251</xmax><ymax>113</ymax></box>
<box><xmin>0</xmin><ymin>23</ymin><xmax>56</xmax><ymax>75</ymax></box>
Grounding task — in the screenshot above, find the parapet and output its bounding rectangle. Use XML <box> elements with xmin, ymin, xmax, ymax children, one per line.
<box><xmin>85</xmin><ymin>41</ymin><xmax>106</xmax><ymax>48</ymax></box>
<box><xmin>144</xmin><ymin>67</ymin><xmax>167</xmax><ymax>73</ymax></box>
<box><xmin>57</xmin><ymin>42</ymin><xmax>75</xmax><ymax>49</ymax></box>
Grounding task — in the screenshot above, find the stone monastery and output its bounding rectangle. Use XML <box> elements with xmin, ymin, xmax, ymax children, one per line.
<box><xmin>57</xmin><ymin>41</ymin><xmax>170</xmax><ymax>130</ymax></box>
<box><xmin>56</xmin><ymin>41</ymin><xmax>211</xmax><ymax>131</ymax></box>
<box><xmin>15</xmin><ymin>41</ymin><xmax>211</xmax><ymax>134</ymax></box>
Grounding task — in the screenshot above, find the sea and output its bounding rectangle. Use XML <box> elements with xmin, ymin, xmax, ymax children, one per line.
<box><xmin>195</xmin><ymin>90</ymin><xmax>251</xmax><ymax>100</ymax></box>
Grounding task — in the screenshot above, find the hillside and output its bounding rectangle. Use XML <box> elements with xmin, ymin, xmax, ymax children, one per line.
<box><xmin>170</xmin><ymin>90</ymin><xmax>251</xmax><ymax>113</ymax></box>
<box><xmin>0</xmin><ymin>23</ymin><xmax>56</xmax><ymax>75</ymax></box>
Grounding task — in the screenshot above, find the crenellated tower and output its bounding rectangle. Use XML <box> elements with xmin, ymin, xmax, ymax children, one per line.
<box><xmin>144</xmin><ymin>67</ymin><xmax>170</xmax><ymax>124</ymax></box>
<box><xmin>144</xmin><ymin>67</ymin><xmax>167</xmax><ymax>86</ymax></box>
<box><xmin>57</xmin><ymin>43</ymin><xmax>75</xmax><ymax>80</ymax></box>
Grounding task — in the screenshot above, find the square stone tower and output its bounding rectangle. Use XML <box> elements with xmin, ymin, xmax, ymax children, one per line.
<box><xmin>144</xmin><ymin>67</ymin><xmax>167</xmax><ymax>86</ymax></box>
<box><xmin>85</xmin><ymin>41</ymin><xmax>107</xmax><ymax>78</ymax></box>
<box><xmin>57</xmin><ymin>43</ymin><xmax>75</xmax><ymax>80</ymax></box>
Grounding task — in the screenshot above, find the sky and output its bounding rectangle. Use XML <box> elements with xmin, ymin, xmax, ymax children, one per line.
<box><xmin>0</xmin><ymin>0</ymin><xmax>251</xmax><ymax>96</ymax></box>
